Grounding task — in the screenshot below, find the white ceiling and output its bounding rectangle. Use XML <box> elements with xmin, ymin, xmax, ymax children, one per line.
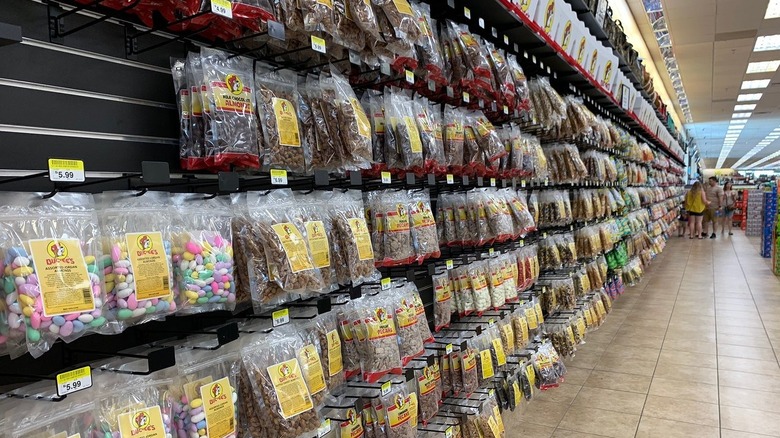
<box><xmin>628</xmin><ymin>0</ymin><xmax>780</xmax><ymax>169</ymax></box>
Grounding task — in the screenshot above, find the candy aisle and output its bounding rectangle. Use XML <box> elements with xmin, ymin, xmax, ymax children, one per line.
<box><xmin>0</xmin><ymin>0</ymin><xmax>686</xmax><ymax>437</ymax></box>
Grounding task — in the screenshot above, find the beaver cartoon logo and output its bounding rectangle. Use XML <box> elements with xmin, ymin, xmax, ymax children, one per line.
<box><xmin>423</xmin><ymin>366</ymin><xmax>432</xmax><ymax>382</ymax></box>
<box><xmin>544</xmin><ymin>0</ymin><xmax>555</xmax><ymax>34</ymax></box>
<box><xmin>47</xmin><ymin>241</ymin><xmax>68</xmax><ymax>260</ymax></box>
<box><xmin>133</xmin><ymin>411</ymin><xmax>151</xmax><ymax>429</ymax></box>
<box><xmin>279</xmin><ymin>100</ymin><xmax>290</xmax><ymax>114</ymax></box>
<box><xmin>282</xmin><ymin>224</ymin><xmax>294</xmax><ymax>240</ymax></box>
<box><xmin>562</xmin><ymin>21</ymin><xmax>572</xmax><ymax>50</ymax></box>
<box><xmin>577</xmin><ymin>38</ymin><xmax>587</xmax><ymax>64</ymax></box>
<box><xmin>279</xmin><ymin>362</ymin><xmax>292</xmax><ymax>377</ymax></box>
<box><xmin>520</xmin><ymin>0</ymin><xmax>530</xmax><ymax>12</ymax></box>
<box><xmin>375</xmin><ymin>307</ymin><xmax>387</xmax><ymax>322</ymax></box>
<box><xmin>590</xmin><ymin>50</ymin><xmax>599</xmax><ymax>75</ymax></box>
<box><xmin>394</xmin><ymin>394</ymin><xmax>405</xmax><ymax>410</ymax></box>
<box><xmin>225</xmin><ymin>74</ymin><xmax>243</xmax><ymax>95</ymax></box>
<box><xmin>396</xmin><ymin>204</ymin><xmax>407</xmax><ymax>218</ymax></box>
<box><xmin>603</xmin><ymin>61</ymin><xmax>613</xmax><ymax>84</ymax></box>
<box><xmin>346</xmin><ymin>408</ymin><xmax>356</xmax><ymax>425</ymax></box>
<box><xmin>210</xmin><ymin>381</ymin><xmax>223</xmax><ymax>399</ymax></box>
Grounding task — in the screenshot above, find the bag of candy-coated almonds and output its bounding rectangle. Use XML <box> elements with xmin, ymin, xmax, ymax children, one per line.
<box><xmin>5</xmin><ymin>387</ymin><xmax>98</xmax><ymax>437</ymax></box>
<box><xmin>0</xmin><ymin>191</ymin><xmax>107</xmax><ymax>359</ymax></box>
<box><xmin>172</xmin><ymin>346</ymin><xmax>241</xmax><ymax>438</ymax></box>
<box><xmin>95</xmin><ymin>191</ymin><xmax>176</xmax><ymax>334</ymax></box>
<box><xmin>170</xmin><ymin>193</ymin><xmax>236</xmax><ymax>315</ymax></box>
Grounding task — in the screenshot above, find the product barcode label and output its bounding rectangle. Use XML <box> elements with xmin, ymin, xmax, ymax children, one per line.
<box><xmin>272</xmin><ymin>308</ymin><xmax>290</xmax><ymax>327</ymax></box>
<box><xmin>381</xmin><ymin>278</ymin><xmax>391</xmax><ymax>290</ymax></box>
<box><xmin>270</xmin><ymin>169</ymin><xmax>288</xmax><ymax>185</ymax></box>
<box><xmin>446</xmin><ymin>259</ymin><xmax>454</xmax><ymax>270</ymax></box>
<box><xmin>405</xmin><ymin>70</ymin><xmax>415</xmax><ymax>84</ymax></box>
<box><xmin>381</xmin><ymin>171</ymin><xmax>391</xmax><ymax>184</ymax></box>
<box><xmin>311</xmin><ymin>35</ymin><xmax>326</xmax><ymax>53</ymax></box>
<box><xmin>446</xmin><ymin>174</ymin><xmax>454</xmax><ymax>184</ymax></box>
<box><xmin>210</xmin><ymin>0</ymin><xmax>232</xmax><ymax>18</ymax></box>
<box><xmin>48</xmin><ymin>158</ymin><xmax>85</xmax><ymax>182</ymax></box>
<box><xmin>56</xmin><ymin>366</ymin><xmax>92</xmax><ymax>397</ymax></box>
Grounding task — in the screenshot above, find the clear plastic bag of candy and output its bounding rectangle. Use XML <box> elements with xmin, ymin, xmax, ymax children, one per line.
<box><xmin>96</xmin><ymin>191</ymin><xmax>176</xmax><ymax>333</ymax></box>
<box><xmin>92</xmin><ymin>372</ymin><xmax>176</xmax><ymax>438</ymax></box>
<box><xmin>0</xmin><ymin>192</ymin><xmax>107</xmax><ymax>358</ymax></box>
<box><xmin>170</xmin><ymin>193</ymin><xmax>236</xmax><ymax>314</ymax></box>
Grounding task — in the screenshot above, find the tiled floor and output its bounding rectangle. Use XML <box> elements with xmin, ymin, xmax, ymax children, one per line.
<box><xmin>503</xmin><ymin>231</ymin><xmax>780</xmax><ymax>437</ymax></box>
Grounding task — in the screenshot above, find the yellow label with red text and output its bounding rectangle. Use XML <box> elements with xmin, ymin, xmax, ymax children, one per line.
<box><xmin>117</xmin><ymin>406</ymin><xmax>165</xmax><ymax>438</ymax></box>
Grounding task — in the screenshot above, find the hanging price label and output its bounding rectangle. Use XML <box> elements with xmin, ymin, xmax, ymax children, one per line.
<box><xmin>381</xmin><ymin>171</ymin><xmax>392</xmax><ymax>184</ymax></box>
<box><xmin>48</xmin><ymin>158</ymin><xmax>85</xmax><ymax>182</ymax></box>
<box><xmin>445</xmin><ymin>427</ymin><xmax>453</xmax><ymax>438</ymax></box>
<box><xmin>428</xmin><ymin>79</ymin><xmax>436</xmax><ymax>92</ymax></box>
<box><xmin>490</xmin><ymin>178</ymin><xmax>496</xmax><ymax>187</ymax></box>
<box><xmin>478</xmin><ymin>18</ymin><xmax>485</xmax><ymax>28</ymax></box>
<box><xmin>504</xmin><ymin>35</ymin><xmax>509</xmax><ymax>45</ymax></box>
<box><xmin>272</xmin><ymin>308</ymin><xmax>290</xmax><ymax>327</ymax></box>
<box><xmin>464</xmin><ymin>7</ymin><xmax>471</xmax><ymax>18</ymax></box>
<box><xmin>488</xmin><ymin>248</ymin><xmax>495</xmax><ymax>256</ymax></box>
<box><xmin>381</xmin><ymin>277</ymin><xmax>391</xmax><ymax>290</ymax></box>
<box><xmin>446</xmin><ymin>174</ymin><xmax>454</xmax><ymax>184</ymax></box>
<box><xmin>318</xmin><ymin>419</ymin><xmax>332</xmax><ymax>438</ymax></box>
<box><xmin>56</xmin><ymin>366</ymin><xmax>92</xmax><ymax>397</ymax></box>
<box><xmin>462</xmin><ymin>92</ymin><xmax>470</xmax><ymax>103</ymax></box>
<box><xmin>270</xmin><ymin>169</ymin><xmax>288</xmax><ymax>185</ymax></box>
<box><xmin>446</xmin><ymin>343</ymin><xmax>453</xmax><ymax>354</ymax></box>
<box><xmin>381</xmin><ymin>381</ymin><xmax>392</xmax><ymax>395</ymax></box>
<box><xmin>446</xmin><ymin>259</ymin><xmax>454</xmax><ymax>270</ymax></box>
<box><xmin>405</xmin><ymin>70</ymin><xmax>415</xmax><ymax>84</ymax></box>
<box><xmin>521</xmin><ymin>180</ymin><xmax>526</xmax><ymax>188</ymax></box>
<box><xmin>519</xmin><ymin>239</ymin><xmax>524</xmax><ymax>246</ymax></box>
<box><xmin>311</xmin><ymin>35</ymin><xmax>326</xmax><ymax>53</ymax></box>
<box><xmin>349</xmin><ymin>50</ymin><xmax>361</xmax><ymax>65</ymax></box>
<box><xmin>503</xmin><ymin>105</ymin><xmax>509</xmax><ymax>115</ymax></box>
<box><xmin>210</xmin><ymin>0</ymin><xmax>233</xmax><ymax>18</ymax></box>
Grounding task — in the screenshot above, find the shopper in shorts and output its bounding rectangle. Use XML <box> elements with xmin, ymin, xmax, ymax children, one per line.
<box><xmin>677</xmin><ymin>207</ymin><xmax>688</xmax><ymax>237</ymax></box>
<box><xmin>703</xmin><ymin>177</ymin><xmax>723</xmax><ymax>239</ymax></box>
<box><xmin>684</xmin><ymin>181</ymin><xmax>710</xmax><ymax>239</ymax></box>
<box><xmin>721</xmin><ymin>181</ymin><xmax>737</xmax><ymax>236</ymax></box>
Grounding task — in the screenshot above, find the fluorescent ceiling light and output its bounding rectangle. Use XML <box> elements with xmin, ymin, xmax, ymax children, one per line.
<box><xmin>742</xmin><ymin>79</ymin><xmax>771</xmax><ymax>89</ymax></box>
<box><xmin>747</xmin><ymin>60</ymin><xmax>780</xmax><ymax>73</ymax></box>
<box><xmin>766</xmin><ymin>0</ymin><xmax>780</xmax><ymax>19</ymax></box>
<box><xmin>732</xmin><ymin>112</ymin><xmax>752</xmax><ymax>118</ymax></box>
<box><xmin>735</xmin><ymin>104</ymin><xmax>757</xmax><ymax>111</ymax></box>
<box><xmin>738</xmin><ymin>93</ymin><xmax>763</xmax><ymax>101</ymax></box>
<box><xmin>755</xmin><ymin>35</ymin><xmax>780</xmax><ymax>51</ymax></box>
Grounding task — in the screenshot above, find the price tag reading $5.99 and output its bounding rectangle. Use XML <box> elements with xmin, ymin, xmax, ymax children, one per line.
<box><xmin>56</xmin><ymin>366</ymin><xmax>92</xmax><ymax>397</ymax></box>
<box><xmin>48</xmin><ymin>158</ymin><xmax>85</xmax><ymax>182</ymax></box>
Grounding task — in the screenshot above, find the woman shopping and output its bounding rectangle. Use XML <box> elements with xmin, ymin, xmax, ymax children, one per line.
<box><xmin>721</xmin><ymin>181</ymin><xmax>737</xmax><ymax>236</ymax></box>
<box><xmin>684</xmin><ymin>181</ymin><xmax>710</xmax><ymax>239</ymax></box>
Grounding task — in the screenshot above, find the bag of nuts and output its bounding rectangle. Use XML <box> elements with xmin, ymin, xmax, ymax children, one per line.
<box><xmin>415</xmin><ymin>362</ymin><xmax>443</xmax><ymax>425</ymax></box>
<box><xmin>249</xmin><ymin>189</ymin><xmax>325</xmax><ymax>295</ymax></box>
<box><xmin>328</xmin><ymin>190</ymin><xmax>380</xmax><ymax>286</ymax></box>
<box><xmin>377</xmin><ymin>382</ymin><xmax>417</xmax><ymax>438</ymax></box>
<box><xmin>337</xmin><ymin>300</ymin><xmax>362</xmax><ymax>379</ymax></box>
<box><xmin>299</xmin><ymin>192</ymin><xmax>339</xmax><ymax>292</ymax></box>
<box><xmin>346</xmin><ymin>0</ymin><xmax>382</xmax><ymax>40</ymax></box>
<box><xmin>407</xmin><ymin>189</ymin><xmax>440</xmax><ymax>262</ymax></box>
<box><xmin>390</xmin><ymin>285</ymin><xmax>424</xmax><ymax>365</ymax></box>
<box><xmin>328</xmin><ymin>67</ymin><xmax>373</xmax><ymax>171</ymax></box>
<box><xmin>378</xmin><ymin>190</ymin><xmax>415</xmax><ymax>267</ymax></box>
<box><xmin>408</xmin><ymin>282</ymin><xmax>434</xmax><ymax>343</ymax></box>
<box><xmin>386</xmin><ymin>88</ymin><xmax>424</xmax><ymax>171</ymax></box>
<box><xmin>200</xmin><ymin>48</ymin><xmax>261</xmax><ymax>169</ymax></box>
<box><xmin>460</xmin><ymin>343</ymin><xmax>479</xmax><ymax>395</ymax></box>
<box><xmin>304</xmin><ymin>74</ymin><xmax>340</xmax><ymax>172</ymax></box>
<box><xmin>486</xmin><ymin>256</ymin><xmax>506</xmax><ymax>310</ymax></box>
<box><xmin>443</xmin><ymin>105</ymin><xmax>466</xmax><ymax>174</ymax></box>
<box><xmin>433</xmin><ymin>272</ymin><xmax>452</xmax><ymax>332</ymax></box>
<box><xmin>468</xmin><ymin>261</ymin><xmax>491</xmax><ymax>315</ymax></box>
<box><xmin>350</xmin><ymin>293</ymin><xmax>403</xmax><ymax>382</ymax></box>
<box><xmin>255</xmin><ymin>69</ymin><xmax>309</xmax><ymax>174</ymax></box>
<box><xmin>453</xmin><ymin>265</ymin><xmax>475</xmax><ymax>316</ymax></box>
<box><xmin>240</xmin><ymin>329</ymin><xmax>322</xmax><ymax>438</ymax></box>
<box><xmin>413</xmin><ymin>95</ymin><xmax>446</xmax><ymax>175</ymax></box>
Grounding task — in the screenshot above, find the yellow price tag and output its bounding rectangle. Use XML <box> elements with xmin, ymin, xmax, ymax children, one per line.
<box><xmin>210</xmin><ymin>0</ymin><xmax>233</xmax><ymax>18</ymax></box>
<box><xmin>56</xmin><ymin>366</ymin><xmax>92</xmax><ymax>396</ymax></box>
<box><xmin>48</xmin><ymin>158</ymin><xmax>85</xmax><ymax>182</ymax></box>
<box><xmin>272</xmin><ymin>308</ymin><xmax>290</xmax><ymax>327</ymax></box>
<box><xmin>381</xmin><ymin>171</ymin><xmax>392</xmax><ymax>184</ymax></box>
<box><xmin>381</xmin><ymin>277</ymin><xmax>391</xmax><ymax>290</ymax></box>
<box><xmin>270</xmin><ymin>168</ymin><xmax>288</xmax><ymax>185</ymax></box>
<box><xmin>311</xmin><ymin>35</ymin><xmax>326</xmax><ymax>53</ymax></box>
<box><xmin>446</xmin><ymin>259</ymin><xmax>454</xmax><ymax>270</ymax></box>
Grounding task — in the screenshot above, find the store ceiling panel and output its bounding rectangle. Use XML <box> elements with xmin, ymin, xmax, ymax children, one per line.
<box><xmin>641</xmin><ymin>0</ymin><xmax>780</xmax><ymax>169</ymax></box>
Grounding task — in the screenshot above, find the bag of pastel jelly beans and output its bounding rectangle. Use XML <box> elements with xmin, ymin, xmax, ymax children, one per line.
<box><xmin>4</xmin><ymin>386</ymin><xmax>99</xmax><ymax>437</ymax></box>
<box><xmin>0</xmin><ymin>192</ymin><xmax>107</xmax><ymax>359</ymax></box>
<box><xmin>170</xmin><ymin>193</ymin><xmax>236</xmax><ymax>314</ymax></box>
<box><xmin>95</xmin><ymin>191</ymin><xmax>176</xmax><ymax>334</ymax></box>
<box><xmin>91</xmin><ymin>372</ymin><xmax>176</xmax><ymax>438</ymax></box>
<box><xmin>172</xmin><ymin>345</ymin><xmax>241</xmax><ymax>438</ymax></box>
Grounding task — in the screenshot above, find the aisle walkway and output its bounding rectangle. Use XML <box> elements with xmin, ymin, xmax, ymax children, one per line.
<box><xmin>504</xmin><ymin>232</ymin><xmax>780</xmax><ymax>437</ymax></box>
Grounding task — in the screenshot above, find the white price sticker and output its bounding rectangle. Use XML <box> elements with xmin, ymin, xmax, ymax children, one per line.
<box><xmin>405</xmin><ymin>70</ymin><xmax>415</xmax><ymax>84</ymax></box>
<box><xmin>521</xmin><ymin>180</ymin><xmax>526</xmax><ymax>188</ymax></box>
<box><xmin>48</xmin><ymin>158</ymin><xmax>85</xmax><ymax>182</ymax></box>
<box><xmin>311</xmin><ymin>35</ymin><xmax>326</xmax><ymax>53</ymax></box>
<box><xmin>446</xmin><ymin>174</ymin><xmax>454</xmax><ymax>184</ymax></box>
<box><xmin>446</xmin><ymin>343</ymin><xmax>453</xmax><ymax>354</ymax></box>
<box><xmin>478</xmin><ymin>18</ymin><xmax>485</xmax><ymax>28</ymax></box>
<box><xmin>446</xmin><ymin>259</ymin><xmax>454</xmax><ymax>270</ymax></box>
<box><xmin>428</xmin><ymin>79</ymin><xmax>436</xmax><ymax>92</ymax></box>
<box><xmin>490</xmin><ymin>178</ymin><xmax>496</xmax><ymax>187</ymax></box>
<box><xmin>503</xmin><ymin>105</ymin><xmax>509</xmax><ymax>115</ymax></box>
<box><xmin>381</xmin><ymin>171</ymin><xmax>392</xmax><ymax>184</ymax></box>
<box><xmin>272</xmin><ymin>308</ymin><xmax>290</xmax><ymax>327</ymax></box>
<box><xmin>318</xmin><ymin>419</ymin><xmax>332</xmax><ymax>437</ymax></box>
<box><xmin>504</xmin><ymin>35</ymin><xmax>509</xmax><ymax>45</ymax></box>
<box><xmin>381</xmin><ymin>277</ymin><xmax>391</xmax><ymax>290</ymax></box>
<box><xmin>210</xmin><ymin>0</ymin><xmax>232</xmax><ymax>18</ymax></box>
<box><xmin>463</xmin><ymin>92</ymin><xmax>470</xmax><ymax>103</ymax></box>
<box><xmin>489</xmin><ymin>248</ymin><xmax>495</xmax><ymax>256</ymax></box>
<box><xmin>446</xmin><ymin>427</ymin><xmax>453</xmax><ymax>438</ymax></box>
<box><xmin>464</xmin><ymin>7</ymin><xmax>471</xmax><ymax>18</ymax></box>
<box><xmin>56</xmin><ymin>366</ymin><xmax>92</xmax><ymax>397</ymax></box>
<box><xmin>270</xmin><ymin>169</ymin><xmax>288</xmax><ymax>185</ymax></box>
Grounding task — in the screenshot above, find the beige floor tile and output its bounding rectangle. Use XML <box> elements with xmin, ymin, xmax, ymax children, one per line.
<box><xmin>563</xmin><ymin>350</ymin><xmax>603</xmax><ymax>370</ymax></box>
<box><xmin>721</xmin><ymin>430</ymin><xmax>778</xmax><ymax>438</ymax></box>
<box><xmin>718</xmin><ymin>318</ymin><xmax>766</xmax><ymax>329</ymax></box>
<box><xmin>719</xmin><ymin>370</ymin><xmax>780</xmax><ymax>392</ymax></box>
<box><xmin>717</xmin><ymin>333</ymin><xmax>773</xmax><ymax>349</ymax></box>
<box><xmin>642</xmin><ymin>394</ymin><xmax>720</xmax><ymax>427</ymax></box>
<box><xmin>648</xmin><ymin>376</ymin><xmax>718</xmax><ymax>403</ymax></box>
<box><xmin>720</xmin><ymin>326</ymin><xmax>771</xmax><ymax>339</ymax></box>
<box><xmin>556</xmin><ymin>406</ymin><xmax>640</xmax><ymax>438</ymax></box>
<box><xmin>611</xmin><ymin>334</ymin><xmax>665</xmax><ymax>349</ymax></box>
<box><xmin>719</xmin><ymin>344</ymin><xmax>778</xmax><ymax>361</ymax></box>
<box><xmin>561</xmin><ymin>366</ymin><xmax>591</xmax><ymax>385</ymax></box>
<box><xmin>570</xmin><ymin>386</ymin><xmax>646</xmax><ymax>414</ymax></box>
<box><xmin>500</xmin><ymin>418</ymin><xmax>555</xmax><ymax>438</ymax></box>
<box><xmin>718</xmin><ymin>356</ymin><xmax>780</xmax><ymax>376</ymax></box>
<box><xmin>654</xmin><ymin>362</ymin><xmax>719</xmax><ymax>385</ymax></box>
<box><xmin>595</xmin><ymin>356</ymin><xmax>657</xmax><ymax>377</ymax></box>
<box><xmin>620</xmin><ymin>317</ymin><xmax>669</xmax><ymax>329</ymax></box>
<box><xmin>533</xmin><ymin>383</ymin><xmax>582</xmax><ymax>405</ymax></box>
<box><xmin>663</xmin><ymin>338</ymin><xmax>717</xmax><ymax>355</ymax></box>
<box><xmin>520</xmin><ymin>400</ymin><xmax>571</xmax><ymax>428</ymax></box>
<box><xmin>635</xmin><ymin>416</ymin><xmax>720</xmax><ymax>438</ymax></box>
<box><xmin>721</xmin><ymin>406</ymin><xmax>780</xmax><ymax>436</ymax></box>
<box><xmin>550</xmin><ymin>429</ymin><xmax>608</xmax><ymax>438</ymax></box>
<box><xmin>657</xmin><ymin>349</ymin><xmax>717</xmax><ymax>369</ymax></box>
<box><xmin>720</xmin><ymin>386</ymin><xmax>780</xmax><ymax>413</ymax></box>
<box><xmin>600</xmin><ymin>345</ymin><xmax>661</xmax><ymax>362</ymax></box>
<box><xmin>583</xmin><ymin>369</ymin><xmax>652</xmax><ymax>393</ymax></box>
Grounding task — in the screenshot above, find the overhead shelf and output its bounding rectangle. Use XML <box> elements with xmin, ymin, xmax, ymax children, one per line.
<box><xmin>439</xmin><ymin>0</ymin><xmax>684</xmax><ymax>165</ymax></box>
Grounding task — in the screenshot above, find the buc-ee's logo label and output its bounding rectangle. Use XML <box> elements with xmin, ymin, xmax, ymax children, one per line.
<box><xmin>131</xmin><ymin>410</ymin><xmax>156</xmax><ymax>434</ymax></box>
<box><xmin>279</xmin><ymin>362</ymin><xmax>293</xmax><ymax>378</ymax></box>
<box><xmin>208</xmin><ymin>381</ymin><xmax>228</xmax><ymax>404</ymax></box>
<box><xmin>136</xmin><ymin>234</ymin><xmax>159</xmax><ymax>256</ymax></box>
<box><xmin>225</xmin><ymin>74</ymin><xmax>243</xmax><ymax>95</ymax></box>
<box><xmin>46</xmin><ymin>241</ymin><xmax>74</xmax><ymax>265</ymax></box>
